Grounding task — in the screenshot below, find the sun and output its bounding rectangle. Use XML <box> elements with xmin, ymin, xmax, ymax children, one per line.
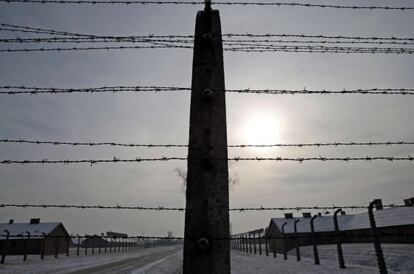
<box><xmin>241</xmin><ymin>112</ymin><xmax>281</xmax><ymax>149</ymax></box>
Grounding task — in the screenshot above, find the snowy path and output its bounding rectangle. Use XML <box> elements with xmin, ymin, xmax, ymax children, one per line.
<box><xmin>69</xmin><ymin>247</ymin><xmax>180</xmax><ymax>274</ymax></box>
<box><xmin>0</xmin><ymin>246</ymin><xmax>181</xmax><ymax>274</ymax></box>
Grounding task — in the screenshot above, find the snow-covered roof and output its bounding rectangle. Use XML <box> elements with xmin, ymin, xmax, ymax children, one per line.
<box><xmin>271</xmin><ymin>206</ymin><xmax>414</xmax><ymax>234</ymax></box>
<box><xmin>0</xmin><ymin>222</ymin><xmax>63</xmax><ymax>237</ymax></box>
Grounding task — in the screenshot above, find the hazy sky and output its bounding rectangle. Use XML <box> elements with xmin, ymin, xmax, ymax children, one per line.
<box><xmin>0</xmin><ymin>0</ymin><xmax>414</xmax><ymax>237</ymax></box>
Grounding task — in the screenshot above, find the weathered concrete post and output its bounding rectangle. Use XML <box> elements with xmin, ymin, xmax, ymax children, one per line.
<box><xmin>258</xmin><ymin>230</ymin><xmax>262</xmax><ymax>255</ymax></box>
<box><xmin>281</xmin><ymin>222</ymin><xmax>288</xmax><ymax>260</ymax></box>
<box><xmin>183</xmin><ymin>0</ymin><xmax>230</xmax><ymax>273</ymax></box>
<box><xmin>294</xmin><ymin>219</ymin><xmax>301</xmax><ymax>261</ymax></box>
<box><xmin>24</xmin><ymin>231</ymin><xmax>30</xmax><ymax>261</ymax></box>
<box><xmin>310</xmin><ymin>215</ymin><xmax>320</xmax><ymax>265</ymax></box>
<box><xmin>368</xmin><ymin>199</ymin><xmax>388</xmax><ymax>274</ymax></box>
<box><xmin>84</xmin><ymin>234</ymin><xmax>88</xmax><ymax>255</ymax></box>
<box><xmin>66</xmin><ymin>235</ymin><xmax>70</xmax><ymax>256</ymax></box>
<box><xmin>249</xmin><ymin>232</ymin><xmax>253</xmax><ymax>253</ymax></box>
<box><xmin>1</xmin><ymin>229</ymin><xmax>9</xmax><ymax>264</ymax></box>
<box><xmin>55</xmin><ymin>236</ymin><xmax>60</xmax><ymax>258</ymax></box>
<box><xmin>41</xmin><ymin>233</ymin><xmax>46</xmax><ymax>259</ymax></box>
<box><xmin>244</xmin><ymin>233</ymin><xmax>248</xmax><ymax>253</ymax></box>
<box><xmin>253</xmin><ymin>231</ymin><xmax>257</xmax><ymax>254</ymax></box>
<box><xmin>333</xmin><ymin>209</ymin><xmax>345</xmax><ymax>269</ymax></box>
<box><xmin>76</xmin><ymin>235</ymin><xmax>80</xmax><ymax>256</ymax></box>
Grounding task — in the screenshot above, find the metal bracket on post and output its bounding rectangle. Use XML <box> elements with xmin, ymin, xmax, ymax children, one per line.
<box><xmin>310</xmin><ymin>215</ymin><xmax>320</xmax><ymax>265</ymax></box>
<box><xmin>334</xmin><ymin>209</ymin><xmax>345</xmax><ymax>269</ymax></box>
<box><xmin>369</xmin><ymin>199</ymin><xmax>388</xmax><ymax>274</ymax></box>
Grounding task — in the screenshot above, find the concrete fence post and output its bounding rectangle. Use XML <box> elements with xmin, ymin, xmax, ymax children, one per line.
<box><xmin>91</xmin><ymin>236</ymin><xmax>95</xmax><ymax>255</ymax></box>
<box><xmin>109</xmin><ymin>237</ymin><xmax>113</xmax><ymax>253</ymax></box>
<box><xmin>369</xmin><ymin>199</ymin><xmax>388</xmax><ymax>274</ymax></box>
<box><xmin>253</xmin><ymin>232</ymin><xmax>257</xmax><ymax>254</ymax></box>
<box><xmin>41</xmin><ymin>232</ymin><xmax>46</xmax><ymax>259</ymax></box>
<box><xmin>66</xmin><ymin>235</ymin><xmax>70</xmax><ymax>257</ymax></box>
<box><xmin>84</xmin><ymin>234</ymin><xmax>88</xmax><ymax>255</ymax></box>
<box><xmin>310</xmin><ymin>215</ymin><xmax>320</xmax><ymax>265</ymax></box>
<box><xmin>281</xmin><ymin>222</ymin><xmax>288</xmax><ymax>260</ymax></box>
<box><xmin>294</xmin><ymin>219</ymin><xmax>301</xmax><ymax>261</ymax></box>
<box><xmin>24</xmin><ymin>231</ymin><xmax>30</xmax><ymax>261</ymax></box>
<box><xmin>55</xmin><ymin>236</ymin><xmax>60</xmax><ymax>258</ymax></box>
<box><xmin>333</xmin><ymin>209</ymin><xmax>345</xmax><ymax>269</ymax></box>
<box><xmin>76</xmin><ymin>235</ymin><xmax>80</xmax><ymax>256</ymax></box>
<box><xmin>249</xmin><ymin>232</ymin><xmax>253</xmax><ymax>254</ymax></box>
<box><xmin>1</xmin><ymin>229</ymin><xmax>10</xmax><ymax>264</ymax></box>
<box><xmin>258</xmin><ymin>230</ymin><xmax>262</xmax><ymax>255</ymax></box>
<box><xmin>244</xmin><ymin>233</ymin><xmax>248</xmax><ymax>253</ymax></box>
<box><xmin>183</xmin><ymin>1</ymin><xmax>230</xmax><ymax>273</ymax></box>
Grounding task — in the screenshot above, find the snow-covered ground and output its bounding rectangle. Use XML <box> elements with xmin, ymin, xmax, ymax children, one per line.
<box><xmin>0</xmin><ymin>246</ymin><xmax>181</xmax><ymax>274</ymax></box>
<box><xmin>1</xmin><ymin>244</ymin><xmax>413</xmax><ymax>273</ymax></box>
<box><xmin>290</xmin><ymin>243</ymin><xmax>414</xmax><ymax>273</ymax></box>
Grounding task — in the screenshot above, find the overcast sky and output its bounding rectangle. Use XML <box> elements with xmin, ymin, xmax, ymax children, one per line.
<box><xmin>0</xmin><ymin>0</ymin><xmax>414</xmax><ymax>237</ymax></box>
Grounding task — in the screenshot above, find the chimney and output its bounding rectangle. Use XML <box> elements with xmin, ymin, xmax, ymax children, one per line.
<box><xmin>302</xmin><ymin>212</ymin><xmax>311</xmax><ymax>218</ymax></box>
<box><xmin>30</xmin><ymin>218</ymin><xmax>40</xmax><ymax>224</ymax></box>
<box><xmin>404</xmin><ymin>197</ymin><xmax>414</xmax><ymax>207</ymax></box>
<box><xmin>8</xmin><ymin>219</ymin><xmax>14</xmax><ymax>224</ymax></box>
<box><xmin>284</xmin><ymin>213</ymin><xmax>293</xmax><ymax>219</ymax></box>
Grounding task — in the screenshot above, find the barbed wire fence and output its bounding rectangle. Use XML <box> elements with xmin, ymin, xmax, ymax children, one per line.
<box><xmin>1</xmin><ymin>1</ymin><xmax>414</xmax><ymax>272</ymax></box>
<box><xmin>2</xmin><ymin>23</ymin><xmax>414</xmax><ymax>54</ymax></box>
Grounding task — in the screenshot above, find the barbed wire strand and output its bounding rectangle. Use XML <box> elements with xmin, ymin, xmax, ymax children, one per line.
<box><xmin>1</xmin><ymin>86</ymin><xmax>414</xmax><ymax>95</ymax></box>
<box><xmin>1</xmin><ymin>138</ymin><xmax>414</xmax><ymax>148</ymax></box>
<box><xmin>2</xmin><ymin>37</ymin><xmax>414</xmax><ymax>47</ymax></box>
<box><xmin>2</xmin><ymin>24</ymin><xmax>414</xmax><ymax>42</ymax></box>
<box><xmin>1</xmin><ymin>44</ymin><xmax>414</xmax><ymax>54</ymax></box>
<box><xmin>0</xmin><ymin>0</ymin><xmax>413</xmax><ymax>11</ymax></box>
<box><xmin>0</xmin><ymin>203</ymin><xmax>409</xmax><ymax>211</ymax></box>
<box><xmin>1</xmin><ymin>156</ymin><xmax>414</xmax><ymax>166</ymax></box>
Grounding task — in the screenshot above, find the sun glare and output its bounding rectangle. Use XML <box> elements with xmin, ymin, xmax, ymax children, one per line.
<box><xmin>242</xmin><ymin>113</ymin><xmax>280</xmax><ymax>150</ymax></box>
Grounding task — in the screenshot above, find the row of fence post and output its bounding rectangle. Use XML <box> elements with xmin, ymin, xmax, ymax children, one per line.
<box><xmin>231</xmin><ymin>199</ymin><xmax>388</xmax><ymax>274</ymax></box>
<box><xmin>0</xmin><ymin>234</ymin><xmax>153</xmax><ymax>264</ymax></box>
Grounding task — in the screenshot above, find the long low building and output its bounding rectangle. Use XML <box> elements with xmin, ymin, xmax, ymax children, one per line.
<box><xmin>0</xmin><ymin>218</ymin><xmax>70</xmax><ymax>255</ymax></box>
<box><xmin>266</xmin><ymin>199</ymin><xmax>414</xmax><ymax>251</ymax></box>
